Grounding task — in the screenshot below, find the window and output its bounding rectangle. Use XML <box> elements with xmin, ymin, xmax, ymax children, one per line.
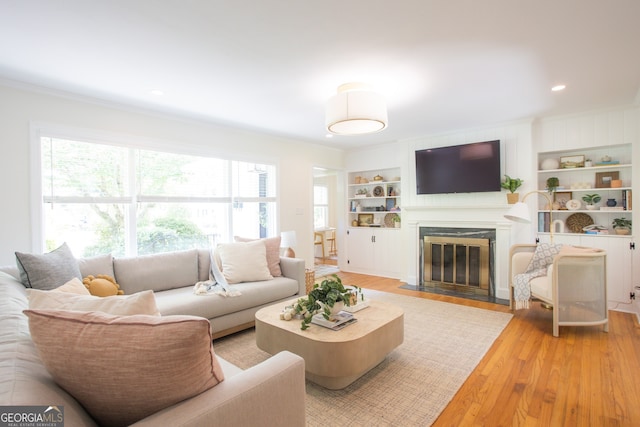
<box><xmin>313</xmin><ymin>185</ymin><xmax>328</xmax><ymax>229</ymax></box>
<box><xmin>40</xmin><ymin>136</ymin><xmax>277</xmax><ymax>257</ymax></box>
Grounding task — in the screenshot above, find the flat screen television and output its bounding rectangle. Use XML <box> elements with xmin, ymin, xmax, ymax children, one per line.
<box><xmin>415</xmin><ymin>140</ymin><xmax>501</xmax><ymax>195</ymax></box>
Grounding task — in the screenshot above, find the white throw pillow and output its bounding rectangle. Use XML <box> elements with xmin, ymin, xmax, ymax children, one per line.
<box><xmin>234</xmin><ymin>236</ymin><xmax>282</xmax><ymax>277</ymax></box>
<box><xmin>216</xmin><ymin>240</ymin><xmax>273</xmax><ymax>284</ymax></box>
<box><xmin>27</xmin><ymin>289</ymin><xmax>160</xmax><ymax>316</ymax></box>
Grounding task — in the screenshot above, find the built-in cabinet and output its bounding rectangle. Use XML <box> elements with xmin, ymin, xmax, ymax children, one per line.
<box><xmin>344</xmin><ymin>167</ymin><xmax>401</xmax><ymax>278</ymax></box>
<box><xmin>536</xmin><ymin>143</ymin><xmax>634</xmax><ymax>304</ymax></box>
<box><xmin>345</xmin><ymin>227</ymin><xmax>400</xmax><ymax>278</ymax></box>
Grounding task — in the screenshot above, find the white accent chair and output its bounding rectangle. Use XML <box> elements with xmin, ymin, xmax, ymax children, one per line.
<box><xmin>509</xmin><ymin>244</ymin><xmax>608</xmax><ymax>337</ymax></box>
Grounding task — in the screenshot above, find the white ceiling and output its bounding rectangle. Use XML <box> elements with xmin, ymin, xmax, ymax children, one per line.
<box><xmin>1</xmin><ymin>0</ymin><xmax>639</xmax><ymax>149</ymax></box>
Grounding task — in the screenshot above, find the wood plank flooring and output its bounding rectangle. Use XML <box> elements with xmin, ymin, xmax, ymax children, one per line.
<box><xmin>332</xmin><ymin>270</ymin><xmax>640</xmax><ymax>426</ymax></box>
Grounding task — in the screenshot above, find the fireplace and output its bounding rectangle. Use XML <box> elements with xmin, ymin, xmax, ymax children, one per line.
<box><xmin>418</xmin><ymin>227</ymin><xmax>496</xmax><ymax>298</ymax></box>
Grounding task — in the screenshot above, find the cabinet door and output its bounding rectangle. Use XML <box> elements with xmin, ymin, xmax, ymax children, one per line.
<box><xmin>371</xmin><ymin>229</ymin><xmax>401</xmax><ymax>278</ymax></box>
<box><xmin>540</xmin><ymin>234</ymin><xmax>633</xmax><ymax>305</ymax></box>
<box><xmin>579</xmin><ymin>236</ymin><xmax>632</xmax><ymax>304</ymax></box>
<box><xmin>346</xmin><ymin>228</ymin><xmax>374</xmax><ymax>272</ymax></box>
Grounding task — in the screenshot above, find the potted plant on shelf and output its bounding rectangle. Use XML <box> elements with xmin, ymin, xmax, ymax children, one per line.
<box><xmin>612</xmin><ymin>218</ymin><xmax>632</xmax><ymax>235</ymax></box>
<box><xmin>581</xmin><ymin>193</ymin><xmax>601</xmax><ymax>210</ymax></box>
<box><xmin>392</xmin><ymin>215</ymin><xmax>401</xmax><ymax>228</ymax></box>
<box><xmin>500</xmin><ymin>175</ymin><xmax>523</xmax><ymax>204</ymax></box>
<box><xmin>293</xmin><ymin>275</ymin><xmax>362</xmax><ymax>330</ymax></box>
<box><xmin>546</xmin><ymin>177</ymin><xmax>559</xmax><ymax>193</ymax></box>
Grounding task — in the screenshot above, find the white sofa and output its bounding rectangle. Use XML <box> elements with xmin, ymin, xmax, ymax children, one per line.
<box><xmin>0</xmin><ymin>248</ymin><xmax>307</xmax><ymax>425</ymax></box>
<box><xmin>509</xmin><ymin>244</ymin><xmax>608</xmax><ymax>337</ymax></box>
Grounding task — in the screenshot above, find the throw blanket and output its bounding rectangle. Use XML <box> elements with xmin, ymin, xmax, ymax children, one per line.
<box><xmin>193</xmin><ymin>280</ymin><xmax>241</xmax><ymax>297</ymax></box>
<box><xmin>193</xmin><ymin>251</ymin><xmax>242</xmax><ymax>297</ymax></box>
<box><xmin>513</xmin><ymin>243</ymin><xmax>563</xmax><ymax>309</ymax></box>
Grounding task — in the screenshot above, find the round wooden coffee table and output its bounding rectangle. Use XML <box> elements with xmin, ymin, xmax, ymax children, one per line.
<box><xmin>255</xmin><ymin>299</ymin><xmax>404</xmax><ymax>389</ymax></box>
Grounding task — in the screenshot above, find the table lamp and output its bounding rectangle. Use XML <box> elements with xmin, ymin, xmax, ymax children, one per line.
<box><xmin>504</xmin><ymin>190</ymin><xmax>555</xmax><ymax>243</ymax></box>
<box><xmin>281</xmin><ymin>231</ymin><xmax>297</xmax><ymax>257</ymax></box>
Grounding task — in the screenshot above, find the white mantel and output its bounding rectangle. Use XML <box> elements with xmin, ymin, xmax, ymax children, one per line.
<box><xmin>403</xmin><ymin>205</ymin><xmax>515</xmax><ymax>300</ymax></box>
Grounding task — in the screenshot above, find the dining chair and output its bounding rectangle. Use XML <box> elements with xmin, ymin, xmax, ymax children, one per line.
<box><xmin>314</xmin><ymin>232</ymin><xmax>325</xmax><ymax>259</ymax></box>
<box><xmin>326</xmin><ymin>229</ymin><xmax>336</xmax><ymax>256</ymax></box>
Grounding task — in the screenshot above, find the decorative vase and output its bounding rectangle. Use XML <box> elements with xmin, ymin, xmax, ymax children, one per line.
<box><xmin>506</xmin><ymin>193</ymin><xmax>519</xmax><ymax>204</ymax></box>
<box><xmin>586</xmin><ymin>204</ymin><xmax>596</xmax><ymax>210</ymax></box>
<box><xmin>319</xmin><ymin>301</ymin><xmax>344</xmax><ymax>316</ymax></box>
<box><xmin>585</xmin><ymin>160</ymin><xmax>593</xmax><ymax>167</ymax></box>
<box><xmin>607</xmin><ymin>199</ymin><xmax>617</xmax><ymax>207</ymax></box>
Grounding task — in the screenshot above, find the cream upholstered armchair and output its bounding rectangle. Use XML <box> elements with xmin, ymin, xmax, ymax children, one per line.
<box><xmin>509</xmin><ymin>244</ymin><xmax>608</xmax><ymax>337</ymax></box>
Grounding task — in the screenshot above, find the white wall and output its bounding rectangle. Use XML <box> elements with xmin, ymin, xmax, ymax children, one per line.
<box><xmin>0</xmin><ymin>82</ymin><xmax>345</xmax><ymax>268</ymax></box>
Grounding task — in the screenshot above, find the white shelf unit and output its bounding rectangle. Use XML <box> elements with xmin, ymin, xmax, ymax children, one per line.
<box><xmin>347</xmin><ymin>168</ymin><xmax>401</xmax><ymax>229</ymax></box>
<box><xmin>536</xmin><ymin>144</ymin><xmax>634</xmax><ymax>305</ymax></box>
<box><xmin>537</xmin><ymin>144</ymin><xmax>632</xmax><ymax>237</ymax></box>
<box><xmin>344</xmin><ymin>167</ymin><xmax>402</xmax><ymax>279</ymax></box>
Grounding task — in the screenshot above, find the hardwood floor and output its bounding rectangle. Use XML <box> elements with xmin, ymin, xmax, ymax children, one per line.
<box><xmin>333</xmin><ymin>270</ymin><xmax>640</xmax><ymax>426</ymax></box>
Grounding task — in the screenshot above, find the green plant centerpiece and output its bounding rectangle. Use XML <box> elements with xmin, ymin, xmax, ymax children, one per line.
<box><xmin>582</xmin><ymin>193</ymin><xmax>601</xmax><ymax>208</ymax></box>
<box><xmin>293</xmin><ymin>275</ymin><xmax>363</xmax><ymax>330</ymax></box>
<box><xmin>612</xmin><ymin>217</ymin><xmax>632</xmax><ymax>235</ymax></box>
<box><xmin>500</xmin><ymin>175</ymin><xmax>523</xmax><ymax>193</ymax></box>
<box><xmin>546</xmin><ymin>177</ymin><xmax>559</xmax><ymax>193</ymax></box>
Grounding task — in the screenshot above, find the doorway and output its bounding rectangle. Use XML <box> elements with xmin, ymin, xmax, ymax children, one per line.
<box><xmin>313</xmin><ymin>167</ymin><xmax>342</xmax><ymax>273</ymax></box>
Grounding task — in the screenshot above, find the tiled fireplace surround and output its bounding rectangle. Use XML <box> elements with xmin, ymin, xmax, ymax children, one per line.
<box><xmin>404</xmin><ymin>205</ymin><xmax>514</xmax><ymax>302</ymax></box>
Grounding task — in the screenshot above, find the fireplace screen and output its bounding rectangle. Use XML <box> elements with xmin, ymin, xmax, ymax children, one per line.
<box><xmin>422</xmin><ymin>236</ymin><xmax>490</xmax><ymax>295</ymax></box>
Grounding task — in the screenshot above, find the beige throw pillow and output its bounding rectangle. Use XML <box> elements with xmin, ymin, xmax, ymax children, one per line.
<box><xmin>27</xmin><ymin>288</ymin><xmax>160</xmax><ymax>316</ymax></box>
<box><xmin>216</xmin><ymin>240</ymin><xmax>273</xmax><ymax>284</ymax></box>
<box><xmin>52</xmin><ymin>277</ymin><xmax>91</xmax><ymax>295</ymax></box>
<box><xmin>234</xmin><ymin>236</ymin><xmax>282</xmax><ymax>277</ymax></box>
<box><xmin>24</xmin><ymin>309</ymin><xmax>225</xmax><ymax>427</ymax></box>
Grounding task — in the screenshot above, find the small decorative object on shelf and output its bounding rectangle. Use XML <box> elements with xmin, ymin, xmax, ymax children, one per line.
<box><xmin>585</xmin><ymin>159</ymin><xmax>593</xmax><ymax>167</ymax></box>
<box><xmin>612</xmin><ymin>217</ymin><xmax>631</xmax><ymax>235</ymax></box>
<box><xmin>582</xmin><ymin>194</ymin><xmax>601</xmax><ymax>210</ymax></box>
<box><xmin>546</xmin><ymin>177</ymin><xmax>559</xmax><ymax>193</ymax></box>
<box><xmin>596</xmin><ymin>171</ymin><xmax>620</xmax><ymax>188</ymax></box>
<box><xmin>566</xmin><ymin>213</ymin><xmax>594</xmax><ymax>233</ymax></box>
<box><xmin>560</xmin><ymin>155</ymin><xmax>585</xmax><ymax>168</ymax></box>
<box><xmin>607</xmin><ymin>198</ymin><xmax>617</xmax><ymax>207</ymax></box>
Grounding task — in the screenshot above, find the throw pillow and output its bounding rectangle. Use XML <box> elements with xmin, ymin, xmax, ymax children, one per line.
<box><xmin>24</xmin><ymin>309</ymin><xmax>225</xmax><ymax>427</ymax></box>
<box><xmin>27</xmin><ymin>289</ymin><xmax>160</xmax><ymax>316</ymax></box>
<box><xmin>234</xmin><ymin>236</ymin><xmax>282</xmax><ymax>277</ymax></box>
<box><xmin>82</xmin><ymin>274</ymin><xmax>124</xmax><ymax>296</ymax></box>
<box><xmin>216</xmin><ymin>240</ymin><xmax>273</xmax><ymax>284</ymax></box>
<box><xmin>77</xmin><ymin>253</ymin><xmax>115</xmax><ymax>278</ymax></box>
<box><xmin>52</xmin><ymin>277</ymin><xmax>91</xmax><ymax>295</ymax></box>
<box><xmin>15</xmin><ymin>243</ymin><xmax>82</xmax><ymax>290</ymax></box>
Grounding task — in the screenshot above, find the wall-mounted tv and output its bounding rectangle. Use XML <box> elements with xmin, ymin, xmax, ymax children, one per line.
<box><xmin>415</xmin><ymin>140</ymin><xmax>501</xmax><ymax>195</ymax></box>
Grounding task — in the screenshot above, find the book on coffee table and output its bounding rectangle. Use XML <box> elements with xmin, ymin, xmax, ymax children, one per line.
<box><xmin>311</xmin><ymin>311</ymin><xmax>357</xmax><ymax>330</ymax></box>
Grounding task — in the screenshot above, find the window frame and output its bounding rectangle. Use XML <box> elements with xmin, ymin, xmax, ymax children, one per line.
<box><xmin>30</xmin><ymin>122</ymin><xmax>280</xmax><ymax>256</ymax></box>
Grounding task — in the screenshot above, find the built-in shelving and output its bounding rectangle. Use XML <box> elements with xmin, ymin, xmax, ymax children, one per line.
<box><xmin>537</xmin><ymin>144</ymin><xmax>632</xmax><ymax>236</ymax></box>
<box><xmin>347</xmin><ymin>168</ymin><xmax>401</xmax><ymax>228</ymax></box>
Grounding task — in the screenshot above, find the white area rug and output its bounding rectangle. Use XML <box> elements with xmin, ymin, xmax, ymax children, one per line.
<box><xmin>214</xmin><ymin>290</ymin><xmax>512</xmax><ymax>426</ymax></box>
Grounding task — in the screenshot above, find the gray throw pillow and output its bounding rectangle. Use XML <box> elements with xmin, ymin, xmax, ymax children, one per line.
<box><xmin>15</xmin><ymin>243</ymin><xmax>82</xmax><ymax>290</ymax></box>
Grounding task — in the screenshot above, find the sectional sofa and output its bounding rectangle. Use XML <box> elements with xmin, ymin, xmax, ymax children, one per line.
<box><xmin>0</xmin><ymin>244</ymin><xmax>308</xmax><ymax>426</ymax></box>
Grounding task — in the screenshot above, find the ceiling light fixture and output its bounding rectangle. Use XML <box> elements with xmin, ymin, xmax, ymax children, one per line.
<box><xmin>325</xmin><ymin>83</ymin><xmax>388</xmax><ymax>135</ymax></box>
